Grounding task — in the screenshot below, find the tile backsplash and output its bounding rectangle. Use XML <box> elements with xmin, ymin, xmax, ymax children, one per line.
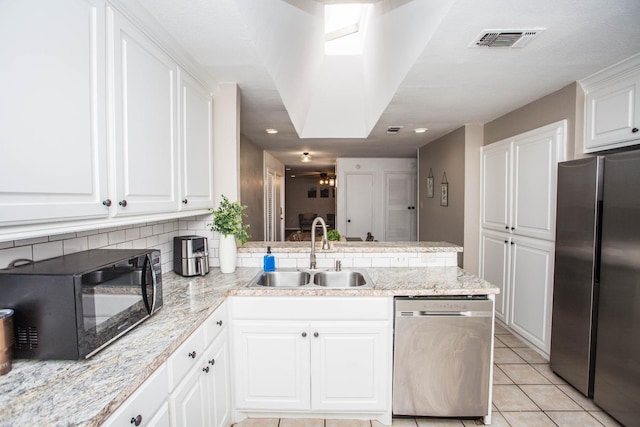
<box><xmin>0</xmin><ymin>214</ymin><xmax>219</xmax><ymax>273</ymax></box>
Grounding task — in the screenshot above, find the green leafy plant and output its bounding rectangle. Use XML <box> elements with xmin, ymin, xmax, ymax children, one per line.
<box><xmin>327</xmin><ymin>229</ymin><xmax>341</xmax><ymax>241</ymax></box>
<box><xmin>209</xmin><ymin>195</ymin><xmax>250</xmax><ymax>244</ymax></box>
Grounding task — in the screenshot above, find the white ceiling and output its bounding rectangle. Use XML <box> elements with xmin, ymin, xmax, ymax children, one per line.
<box><xmin>136</xmin><ymin>0</ymin><xmax>640</xmax><ymax>174</ymax></box>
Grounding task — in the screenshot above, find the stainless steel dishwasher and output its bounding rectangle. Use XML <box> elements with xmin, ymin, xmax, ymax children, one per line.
<box><xmin>392</xmin><ymin>296</ymin><xmax>493</xmax><ymax>418</ymax></box>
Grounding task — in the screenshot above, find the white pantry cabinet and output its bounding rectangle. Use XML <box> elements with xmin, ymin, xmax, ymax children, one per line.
<box><xmin>480</xmin><ymin>120</ymin><xmax>566</xmax><ymax>242</ymax></box>
<box><xmin>384</xmin><ymin>172</ymin><xmax>417</xmax><ymax>241</ymax></box>
<box><xmin>0</xmin><ymin>0</ymin><xmax>109</xmax><ymax>226</ymax></box>
<box><xmin>479</xmin><ymin>229</ymin><xmax>510</xmax><ymax>323</ymax></box>
<box><xmin>230</xmin><ymin>297</ymin><xmax>393</xmax><ymax>423</ymax></box>
<box><xmin>582</xmin><ymin>54</ymin><xmax>640</xmax><ymax>153</ymax></box>
<box><xmin>110</xmin><ymin>8</ymin><xmax>178</xmax><ymax>216</ymax></box>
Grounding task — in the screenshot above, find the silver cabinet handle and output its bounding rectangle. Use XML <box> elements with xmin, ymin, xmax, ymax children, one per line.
<box><xmin>119</xmin><ymin>200</ymin><xmax>128</xmax><ymax>207</ymax></box>
<box><xmin>102</xmin><ymin>199</ymin><xmax>112</xmax><ymax>207</ymax></box>
<box><xmin>302</xmin><ymin>332</ymin><xmax>307</xmax><ymax>337</ymax></box>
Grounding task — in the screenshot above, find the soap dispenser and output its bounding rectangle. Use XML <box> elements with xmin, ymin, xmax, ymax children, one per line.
<box><xmin>263</xmin><ymin>246</ymin><xmax>275</xmax><ymax>271</ymax></box>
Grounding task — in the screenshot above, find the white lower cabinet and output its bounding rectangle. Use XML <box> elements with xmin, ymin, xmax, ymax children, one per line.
<box><xmin>480</xmin><ymin>231</ymin><xmax>555</xmax><ymax>355</ymax></box>
<box><xmin>230</xmin><ymin>297</ymin><xmax>393</xmax><ymax>422</ymax></box>
<box><xmin>103</xmin><ymin>363</ymin><xmax>169</xmax><ymax>427</ymax></box>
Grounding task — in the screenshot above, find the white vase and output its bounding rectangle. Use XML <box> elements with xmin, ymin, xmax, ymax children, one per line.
<box><xmin>218</xmin><ymin>234</ymin><xmax>237</xmax><ymax>273</ymax></box>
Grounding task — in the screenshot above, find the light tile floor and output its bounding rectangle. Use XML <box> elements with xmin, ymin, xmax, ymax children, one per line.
<box><xmin>233</xmin><ymin>324</ymin><xmax>623</xmax><ymax>427</ymax></box>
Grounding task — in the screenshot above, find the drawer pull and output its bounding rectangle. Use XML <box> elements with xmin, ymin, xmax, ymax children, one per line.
<box><xmin>209</xmin><ymin>359</ymin><xmax>215</xmax><ymax>365</ymax></box>
<box><xmin>203</xmin><ymin>366</ymin><xmax>210</xmax><ymax>373</ymax></box>
<box><xmin>130</xmin><ymin>415</ymin><xmax>142</xmax><ymax>426</ymax></box>
<box><xmin>314</xmin><ymin>332</ymin><xmax>319</xmax><ymax>338</ymax></box>
<box><xmin>188</xmin><ymin>351</ymin><xmax>196</xmax><ymax>359</ymax></box>
<box><xmin>216</xmin><ymin>320</ymin><xmax>223</xmax><ymax>326</ymax></box>
<box><xmin>302</xmin><ymin>332</ymin><xmax>307</xmax><ymax>337</ymax></box>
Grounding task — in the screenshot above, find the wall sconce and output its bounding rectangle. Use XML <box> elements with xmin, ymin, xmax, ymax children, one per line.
<box><xmin>300</xmin><ymin>152</ymin><xmax>312</xmax><ymax>163</ymax></box>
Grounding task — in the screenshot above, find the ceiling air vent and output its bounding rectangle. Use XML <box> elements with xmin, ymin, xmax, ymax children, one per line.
<box><xmin>472</xmin><ymin>29</ymin><xmax>545</xmax><ymax>48</ymax></box>
<box><xmin>386</xmin><ymin>126</ymin><xmax>403</xmax><ymax>135</ymax></box>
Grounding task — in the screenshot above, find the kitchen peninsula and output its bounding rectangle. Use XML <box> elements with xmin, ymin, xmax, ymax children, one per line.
<box><xmin>0</xmin><ymin>242</ymin><xmax>499</xmax><ymax>426</ymax></box>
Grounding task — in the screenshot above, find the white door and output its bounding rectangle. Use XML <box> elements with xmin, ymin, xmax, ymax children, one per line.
<box><xmin>310</xmin><ymin>321</ymin><xmax>390</xmax><ymax>412</ymax></box>
<box><xmin>0</xmin><ymin>0</ymin><xmax>109</xmax><ymax>225</ymax></box>
<box><xmin>480</xmin><ymin>142</ymin><xmax>511</xmax><ymax>232</ymax></box>
<box><xmin>233</xmin><ymin>321</ymin><xmax>310</xmax><ymax>410</ymax></box>
<box><xmin>479</xmin><ymin>230</ymin><xmax>511</xmax><ymax>324</ymax></box>
<box><xmin>179</xmin><ymin>69</ymin><xmax>213</xmax><ymax>211</ymax></box>
<box><xmin>512</xmin><ymin>124</ymin><xmax>563</xmax><ymax>241</ymax></box>
<box><xmin>385</xmin><ymin>173</ymin><xmax>417</xmax><ymax>241</ymax></box>
<box><xmin>111</xmin><ymin>9</ymin><xmax>178</xmax><ymax>216</ymax></box>
<box><xmin>509</xmin><ymin>235</ymin><xmax>555</xmax><ymax>354</ymax></box>
<box><xmin>345</xmin><ymin>173</ymin><xmax>374</xmax><ymax>240</ymax></box>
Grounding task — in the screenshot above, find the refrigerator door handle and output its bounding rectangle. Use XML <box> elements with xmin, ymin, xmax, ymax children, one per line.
<box><xmin>594</xmin><ymin>199</ymin><xmax>604</xmax><ymax>284</ymax></box>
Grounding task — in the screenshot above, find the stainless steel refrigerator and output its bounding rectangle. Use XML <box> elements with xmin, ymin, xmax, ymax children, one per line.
<box><xmin>551</xmin><ymin>150</ymin><xmax>640</xmax><ymax>427</ymax></box>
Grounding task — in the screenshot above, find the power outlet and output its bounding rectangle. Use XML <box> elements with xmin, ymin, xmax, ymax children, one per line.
<box><xmin>391</xmin><ymin>255</ymin><xmax>408</xmax><ymax>267</ymax></box>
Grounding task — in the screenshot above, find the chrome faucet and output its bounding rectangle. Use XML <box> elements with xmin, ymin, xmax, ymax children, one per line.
<box><xmin>310</xmin><ymin>216</ymin><xmax>330</xmax><ymax>269</ymax></box>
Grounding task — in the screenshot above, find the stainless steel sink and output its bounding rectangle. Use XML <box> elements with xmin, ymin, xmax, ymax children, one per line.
<box><xmin>312</xmin><ymin>271</ymin><xmax>368</xmax><ymax>287</ymax></box>
<box><xmin>250</xmin><ymin>270</ymin><xmax>311</xmax><ymax>287</ymax></box>
<box><xmin>246</xmin><ymin>268</ymin><xmax>372</xmax><ymax>288</ymax></box>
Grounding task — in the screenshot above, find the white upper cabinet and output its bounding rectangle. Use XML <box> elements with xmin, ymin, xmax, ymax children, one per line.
<box><xmin>481</xmin><ymin>120</ymin><xmax>566</xmax><ymax>241</ymax></box>
<box><xmin>0</xmin><ymin>0</ymin><xmax>109</xmax><ymax>226</ymax></box>
<box><xmin>178</xmin><ymin>70</ymin><xmax>214</xmax><ymax>211</ymax></box>
<box><xmin>110</xmin><ymin>8</ymin><xmax>178</xmax><ymax>216</ymax></box>
<box><xmin>583</xmin><ymin>54</ymin><xmax>640</xmax><ymax>153</ymax></box>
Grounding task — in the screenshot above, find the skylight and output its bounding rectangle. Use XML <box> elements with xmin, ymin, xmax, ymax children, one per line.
<box><xmin>324</xmin><ymin>3</ymin><xmax>372</xmax><ymax>55</ymax></box>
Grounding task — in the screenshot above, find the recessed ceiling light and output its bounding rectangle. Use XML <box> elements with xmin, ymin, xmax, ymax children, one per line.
<box><xmin>414</xmin><ymin>128</ymin><xmax>428</xmax><ymax>133</ymax></box>
<box><xmin>265</xmin><ymin>128</ymin><xmax>278</xmax><ymax>134</ymax></box>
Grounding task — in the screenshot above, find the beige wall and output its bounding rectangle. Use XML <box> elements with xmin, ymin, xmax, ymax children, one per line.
<box><xmin>239</xmin><ymin>135</ymin><xmax>264</xmax><ymax>241</ymax></box>
<box><xmin>484</xmin><ymin>82</ymin><xmax>584</xmax><ymax>160</ymax></box>
<box><xmin>418</xmin><ymin>127</ymin><xmax>465</xmax><ymax>266</ymax></box>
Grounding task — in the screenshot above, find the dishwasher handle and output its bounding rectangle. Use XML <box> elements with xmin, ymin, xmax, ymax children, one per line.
<box><xmin>397</xmin><ymin>310</ymin><xmax>493</xmax><ymax>318</ymax></box>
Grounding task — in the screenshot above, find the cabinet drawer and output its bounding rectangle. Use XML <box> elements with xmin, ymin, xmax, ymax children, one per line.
<box><xmin>168</xmin><ymin>326</ymin><xmax>205</xmax><ymax>392</ymax></box>
<box><xmin>204</xmin><ymin>301</ymin><xmax>228</xmax><ymax>344</ymax></box>
<box><xmin>230</xmin><ymin>297</ymin><xmax>392</xmax><ymax>320</ymax></box>
<box><xmin>103</xmin><ymin>363</ymin><xmax>168</xmax><ymax>427</ymax></box>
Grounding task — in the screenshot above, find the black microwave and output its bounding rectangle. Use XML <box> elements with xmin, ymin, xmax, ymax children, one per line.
<box><xmin>0</xmin><ymin>249</ymin><xmax>163</xmax><ymax>360</ymax></box>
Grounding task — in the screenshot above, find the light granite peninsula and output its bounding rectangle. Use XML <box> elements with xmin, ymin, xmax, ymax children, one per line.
<box><xmin>0</xmin><ymin>241</ymin><xmax>498</xmax><ymax>426</ymax></box>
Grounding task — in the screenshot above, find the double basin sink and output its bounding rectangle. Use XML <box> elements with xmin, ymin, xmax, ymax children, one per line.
<box><xmin>247</xmin><ymin>268</ymin><xmax>372</xmax><ymax>289</ymax></box>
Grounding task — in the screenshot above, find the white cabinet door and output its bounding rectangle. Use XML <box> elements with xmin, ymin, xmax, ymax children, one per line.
<box><xmin>169</xmin><ymin>364</ymin><xmax>208</xmax><ymax>427</ymax></box>
<box><xmin>203</xmin><ymin>333</ymin><xmax>231</xmax><ymax>427</ymax></box>
<box><xmin>512</xmin><ymin>127</ymin><xmax>562</xmax><ymax>241</ymax></box>
<box><xmin>585</xmin><ymin>73</ymin><xmax>640</xmax><ymax>152</ymax></box>
<box><xmin>111</xmin><ymin>9</ymin><xmax>178</xmax><ymax>216</ymax></box>
<box><xmin>310</xmin><ymin>321</ymin><xmax>390</xmax><ymax>412</ymax></box>
<box><xmin>480</xmin><ymin>142</ymin><xmax>511</xmax><ymax>233</ymax></box>
<box><xmin>384</xmin><ymin>173</ymin><xmax>416</xmax><ymax>241</ymax></box>
<box><xmin>233</xmin><ymin>321</ymin><xmax>311</xmax><ymax>410</ymax></box>
<box><xmin>0</xmin><ymin>0</ymin><xmax>109</xmax><ymax>225</ymax></box>
<box><xmin>178</xmin><ymin>69</ymin><xmax>213</xmax><ymax>211</ymax></box>
<box><xmin>479</xmin><ymin>230</ymin><xmax>511</xmax><ymax>323</ymax></box>
<box><xmin>509</xmin><ymin>236</ymin><xmax>555</xmax><ymax>354</ymax></box>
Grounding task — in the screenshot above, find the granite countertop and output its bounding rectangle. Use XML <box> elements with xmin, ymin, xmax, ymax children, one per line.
<box><xmin>0</xmin><ymin>266</ymin><xmax>497</xmax><ymax>426</ymax></box>
<box><xmin>239</xmin><ymin>241</ymin><xmax>463</xmax><ymax>253</ymax></box>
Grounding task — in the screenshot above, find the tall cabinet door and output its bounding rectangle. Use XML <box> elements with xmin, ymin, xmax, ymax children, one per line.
<box><xmin>110</xmin><ymin>9</ymin><xmax>178</xmax><ymax>216</ymax></box>
<box><xmin>479</xmin><ymin>230</ymin><xmax>511</xmax><ymax>323</ymax></box>
<box><xmin>0</xmin><ymin>0</ymin><xmax>108</xmax><ymax>225</ymax></box>
<box><xmin>310</xmin><ymin>321</ymin><xmax>390</xmax><ymax>412</ymax></box>
<box><xmin>480</xmin><ymin>142</ymin><xmax>511</xmax><ymax>232</ymax></box>
<box><xmin>512</xmin><ymin>126</ymin><xmax>563</xmax><ymax>241</ymax></box>
<box><xmin>179</xmin><ymin>70</ymin><xmax>213</xmax><ymax>211</ymax></box>
<box><xmin>232</xmin><ymin>321</ymin><xmax>311</xmax><ymax>411</ymax></box>
<box><xmin>385</xmin><ymin>172</ymin><xmax>416</xmax><ymax>241</ymax></box>
<box><xmin>509</xmin><ymin>235</ymin><xmax>555</xmax><ymax>353</ymax></box>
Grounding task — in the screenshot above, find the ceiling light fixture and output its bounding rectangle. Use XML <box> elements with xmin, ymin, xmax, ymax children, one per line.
<box><xmin>414</xmin><ymin>128</ymin><xmax>428</xmax><ymax>133</ymax></box>
<box><xmin>265</xmin><ymin>128</ymin><xmax>278</xmax><ymax>134</ymax></box>
<box><xmin>300</xmin><ymin>152</ymin><xmax>312</xmax><ymax>163</ymax></box>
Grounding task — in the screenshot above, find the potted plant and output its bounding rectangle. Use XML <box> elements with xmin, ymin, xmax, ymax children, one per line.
<box><xmin>210</xmin><ymin>195</ymin><xmax>250</xmax><ymax>273</ymax></box>
<box><xmin>327</xmin><ymin>229</ymin><xmax>341</xmax><ymax>242</ymax></box>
